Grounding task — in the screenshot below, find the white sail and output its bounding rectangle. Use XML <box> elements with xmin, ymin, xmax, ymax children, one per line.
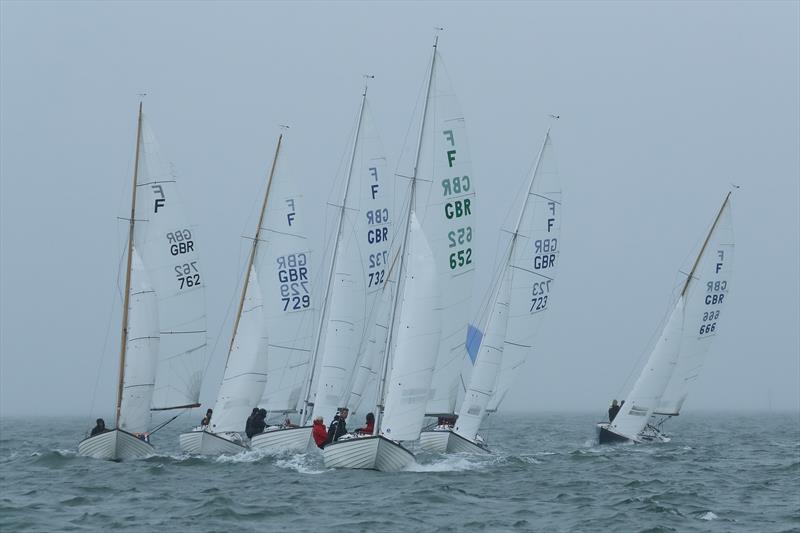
<box><xmin>453</xmin><ymin>268</ymin><xmax>511</xmax><ymax>441</ymax></box>
<box><xmin>256</xmin><ymin>142</ymin><xmax>316</xmax><ymax>413</ymax></box>
<box><xmin>210</xmin><ymin>269</ymin><xmax>268</xmax><ymax>433</ymax></box>
<box><xmin>487</xmin><ymin>133</ymin><xmax>562</xmax><ymax>412</ymax></box>
<box><xmin>656</xmin><ymin>197</ymin><xmax>734</xmax><ymax>415</ymax></box>
<box><xmin>410</xmin><ymin>50</ymin><xmax>478</xmax><ymax>416</ymax></box>
<box><xmin>381</xmin><ymin>213</ymin><xmax>441</xmax><ymax>441</ymax></box>
<box><xmin>135</xmin><ymin>116</ymin><xmax>207</xmax><ymax>410</ymax></box>
<box><xmin>347</xmin><ymin>276</ymin><xmax>395</xmax><ymax>415</ymax></box>
<box><xmin>610</xmin><ymin>298</ymin><xmax>685</xmax><ymax>439</ymax></box>
<box><xmin>310</xmin><ymin>99</ymin><xmax>392</xmax><ymax>424</ymax></box>
<box><xmin>118</xmin><ymin>249</ymin><xmax>159</xmax><ymax>433</ymax></box>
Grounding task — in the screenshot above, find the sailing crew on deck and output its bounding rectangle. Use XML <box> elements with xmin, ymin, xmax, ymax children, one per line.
<box><xmin>90</xmin><ymin>418</ymin><xmax>109</xmax><ymax>437</ymax></box>
<box><xmin>249</xmin><ymin>408</ymin><xmax>268</xmax><ymax>437</ymax></box>
<box><xmin>324</xmin><ymin>408</ymin><xmax>348</xmax><ymax>446</ymax></box>
<box><xmin>354</xmin><ymin>412</ymin><xmax>375</xmax><ymax>435</ymax></box>
<box><xmin>608</xmin><ymin>400</ymin><xmax>621</xmax><ymax>422</ymax></box>
<box><xmin>312</xmin><ymin>416</ymin><xmax>328</xmax><ymax>448</ymax></box>
<box><xmin>201</xmin><ymin>409</ymin><xmax>213</xmax><ymax>427</ymax></box>
<box><xmin>245</xmin><ymin>407</ymin><xmax>259</xmax><ymax>438</ymax></box>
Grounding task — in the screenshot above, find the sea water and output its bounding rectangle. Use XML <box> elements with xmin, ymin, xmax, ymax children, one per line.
<box><xmin>1</xmin><ymin>412</ymin><xmax>798</xmax><ymax>532</ymax></box>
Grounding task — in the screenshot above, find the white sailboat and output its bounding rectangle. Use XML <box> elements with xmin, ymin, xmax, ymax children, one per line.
<box><xmin>323</xmin><ymin>214</ymin><xmax>440</xmax><ymax>471</ymax></box>
<box><xmin>248</xmin><ymin>133</ymin><xmax>318</xmax><ymax>453</ymax></box>
<box><xmin>324</xmin><ymin>37</ymin><xmax>456</xmax><ymax>471</ymax></box>
<box><xmin>421</xmin><ymin>128</ymin><xmax>563</xmax><ymax>453</ymax></box>
<box><xmin>304</xmin><ymin>78</ymin><xmax>392</xmax><ymax>428</ymax></box>
<box><xmin>179</xmin><ymin>137</ymin><xmax>283</xmax><ymax>455</ymax></box>
<box><xmin>597</xmin><ymin>192</ymin><xmax>735</xmax><ymax>444</ymax></box>
<box><xmin>79</xmin><ymin>103</ymin><xmax>208</xmax><ymax>460</ymax></box>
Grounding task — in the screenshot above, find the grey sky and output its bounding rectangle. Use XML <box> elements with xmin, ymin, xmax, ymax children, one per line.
<box><xmin>1</xmin><ymin>1</ymin><xmax>798</xmax><ymax>418</ymax></box>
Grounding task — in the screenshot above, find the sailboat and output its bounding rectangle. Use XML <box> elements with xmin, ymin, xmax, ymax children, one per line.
<box><xmin>178</xmin><ymin>136</ymin><xmax>282</xmax><ymax>455</ymax></box>
<box><xmin>597</xmin><ymin>192</ymin><xmax>734</xmax><ymax>444</ymax></box>
<box><xmin>303</xmin><ymin>78</ymin><xmax>392</xmax><ymax>430</ymax></box>
<box><xmin>247</xmin><ymin>133</ymin><xmax>318</xmax><ymax>453</ymax></box>
<box><xmin>323</xmin><ymin>36</ymin><xmax>460</xmax><ymax>471</ymax></box>
<box><xmin>323</xmin><ymin>214</ymin><xmax>440</xmax><ymax>471</ymax></box>
<box><xmin>421</xmin><ymin>128</ymin><xmax>563</xmax><ymax>454</ymax></box>
<box><xmin>79</xmin><ymin>103</ymin><xmax>208</xmax><ymax>460</ymax></box>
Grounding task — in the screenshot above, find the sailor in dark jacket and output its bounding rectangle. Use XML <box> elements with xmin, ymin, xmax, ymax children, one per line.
<box><xmin>90</xmin><ymin>418</ymin><xmax>109</xmax><ymax>437</ymax></box>
<box><xmin>324</xmin><ymin>408</ymin><xmax>349</xmax><ymax>446</ymax></box>
<box><xmin>608</xmin><ymin>400</ymin><xmax>621</xmax><ymax>422</ymax></box>
<box><xmin>245</xmin><ymin>408</ymin><xmax>259</xmax><ymax>438</ymax></box>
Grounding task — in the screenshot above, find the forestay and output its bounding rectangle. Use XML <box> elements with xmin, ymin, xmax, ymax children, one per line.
<box><xmin>118</xmin><ymin>249</ymin><xmax>160</xmax><ymax>433</ymax></box>
<box><xmin>381</xmin><ymin>213</ymin><xmax>441</xmax><ymax>441</ymax></box>
<box><xmin>311</xmin><ymin>97</ymin><xmax>392</xmax><ymax>424</ymax></box>
<box><xmin>135</xmin><ymin>116</ymin><xmax>208</xmax><ymax>410</ymax></box>
<box><xmin>210</xmin><ymin>270</ymin><xmax>269</xmax><ymax>433</ymax></box>
<box><xmin>487</xmin><ymin>133</ymin><xmax>562</xmax><ymax>412</ymax></box>
<box><xmin>406</xmin><ymin>47</ymin><xmax>477</xmax><ymax>417</ymax></box>
<box><xmin>256</xmin><ymin>142</ymin><xmax>316</xmax><ymax>414</ymax></box>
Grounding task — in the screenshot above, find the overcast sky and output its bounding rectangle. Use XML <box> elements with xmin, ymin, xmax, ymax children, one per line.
<box><xmin>1</xmin><ymin>1</ymin><xmax>798</xmax><ymax>418</ymax></box>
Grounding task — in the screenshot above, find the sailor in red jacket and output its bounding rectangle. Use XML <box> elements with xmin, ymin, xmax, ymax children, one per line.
<box><xmin>354</xmin><ymin>412</ymin><xmax>375</xmax><ymax>436</ymax></box>
<box><xmin>312</xmin><ymin>416</ymin><xmax>328</xmax><ymax>448</ymax></box>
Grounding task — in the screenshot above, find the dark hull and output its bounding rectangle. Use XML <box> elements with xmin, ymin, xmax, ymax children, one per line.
<box><xmin>596</xmin><ymin>424</ymin><xmax>633</xmax><ymax>444</ymax></box>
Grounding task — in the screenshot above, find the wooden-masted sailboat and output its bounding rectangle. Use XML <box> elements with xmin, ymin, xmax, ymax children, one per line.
<box><xmin>79</xmin><ymin>103</ymin><xmax>208</xmax><ymax>460</ymax></box>
<box><xmin>245</xmin><ymin>132</ymin><xmax>318</xmax><ymax>453</ymax></box>
<box><xmin>597</xmin><ymin>192</ymin><xmax>734</xmax><ymax>444</ymax></box>
<box><xmin>421</xmin><ymin>127</ymin><xmax>563</xmax><ymax>454</ymax></box>
<box><xmin>178</xmin><ymin>136</ymin><xmax>283</xmax><ymax>455</ymax></box>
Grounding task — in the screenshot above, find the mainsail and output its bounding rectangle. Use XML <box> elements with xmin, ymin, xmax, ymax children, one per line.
<box><xmin>308</xmin><ymin>84</ymin><xmax>392</xmax><ymax>425</ymax></box>
<box><xmin>610</xmin><ymin>194</ymin><xmax>734</xmax><ymax>439</ymax></box>
<box><xmin>256</xmin><ymin>137</ymin><xmax>316</xmax><ymax>414</ymax></box>
<box><xmin>399</xmin><ymin>39</ymin><xmax>477</xmax><ymax>417</ymax></box>
<box><xmin>455</xmin><ymin>130</ymin><xmax>562</xmax><ymax>440</ymax></box>
<box><xmin>135</xmin><ymin>115</ymin><xmax>208</xmax><ymax>411</ymax></box>
<box><xmin>487</xmin><ymin>132</ymin><xmax>562</xmax><ymax>412</ymax></box>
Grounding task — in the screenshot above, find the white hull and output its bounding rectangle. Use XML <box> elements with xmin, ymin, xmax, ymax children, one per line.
<box><xmin>179</xmin><ymin>430</ymin><xmax>247</xmax><ymax>455</ymax></box>
<box><xmin>77</xmin><ymin>429</ymin><xmax>154</xmax><ymax>461</ymax></box>
<box><xmin>419</xmin><ymin>429</ymin><xmax>490</xmax><ymax>454</ymax></box>
<box><xmin>323</xmin><ymin>435</ymin><xmax>415</xmax><ymax>472</ymax></box>
<box><xmin>249</xmin><ymin>426</ymin><xmax>312</xmax><ymax>453</ymax></box>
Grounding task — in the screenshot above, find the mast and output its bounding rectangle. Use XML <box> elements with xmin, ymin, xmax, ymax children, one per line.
<box><xmin>374</xmin><ymin>34</ymin><xmax>439</xmax><ymax>433</ymax></box>
<box><xmin>300</xmin><ymin>78</ymin><xmax>371</xmax><ymax>426</ymax></box>
<box><xmin>225</xmin><ymin>134</ymin><xmax>283</xmax><ymax>372</ymax></box>
<box><xmin>680</xmin><ymin>191</ymin><xmax>732</xmax><ymax>297</ymax></box>
<box><xmin>115</xmin><ymin>102</ymin><xmax>144</xmax><ymax>427</ymax></box>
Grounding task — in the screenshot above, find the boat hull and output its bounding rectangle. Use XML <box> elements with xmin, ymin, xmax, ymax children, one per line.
<box><xmin>77</xmin><ymin>429</ymin><xmax>154</xmax><ymax>461</ymax></box>
<box><xmin>179</xmin><ymin>430</ymin><xmax>247</xmax><ymax>455</ymax></box>
<box><xmin>323</xmin><ymin>435</ymin><xmax>415</xmax><ymax>472</ymax></box>
<box><xmin>596</xmin><ymin>423</ymin><xmax>635</xmax><ymax>444</ymax></box>
<box><xmin>249</xmin><ymin>426</ymin><xmax>312</xmax><ymax>453</ymax></box>
<box><xmin>420</xmin><ymin>429</ymin><xmax>491</xmax><ymax>454</ymax></box>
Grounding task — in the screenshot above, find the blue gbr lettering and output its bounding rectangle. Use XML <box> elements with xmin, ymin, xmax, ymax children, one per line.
<box><xmin>533</xmin><ymin>254</ymin><xmax>555</xmax><ymax>269</ymax></box>
<box><xmin>368</xmin><ymin>227</ymin><xmax>388</xmax><ymax>243</ymax></box>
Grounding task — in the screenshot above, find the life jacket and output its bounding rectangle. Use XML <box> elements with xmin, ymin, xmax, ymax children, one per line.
<box><xmin>312</xmin><ymin>420</ymin><xmax>328</xmax><ymax>448</ymax></box>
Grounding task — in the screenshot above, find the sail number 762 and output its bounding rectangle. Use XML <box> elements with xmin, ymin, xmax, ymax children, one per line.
<box><xmin>174</xmin><ymin>261</ymin><xmax>200</xmax><ymax>290</ymax></box>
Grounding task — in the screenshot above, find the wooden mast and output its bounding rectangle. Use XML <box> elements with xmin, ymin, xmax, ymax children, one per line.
<box><xmin>226</xmin><ymin>134</ymin><xmax>284</xmax><ymax>364</ymax></box>
<box><xmin>115</xmin><ymin>102</ymin><xmax>144</xmax><ymax>427</ymax></box>
<box><xmin>680</xmin><ymin>191</ymin><xmax>731</xmax><ymax>297</ymax></box>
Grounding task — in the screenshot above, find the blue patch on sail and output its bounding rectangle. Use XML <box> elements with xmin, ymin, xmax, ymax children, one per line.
<box><xmin>466</xmin><ymin>324</ymin><xmax>483</xmax><ymax>365</ymax></box>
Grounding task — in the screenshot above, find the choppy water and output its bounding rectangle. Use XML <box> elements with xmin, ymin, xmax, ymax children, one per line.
<box><xmin>1</xmin><ymin>413</ymin><xmax>798</xmax><ymax>532</ymax></box>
